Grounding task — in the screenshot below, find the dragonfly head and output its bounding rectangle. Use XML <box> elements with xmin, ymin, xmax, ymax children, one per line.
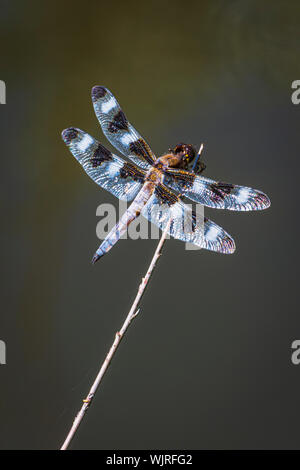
<box><xmin>172</xmin><ymin>143</ymin><xmax>196</xmax><ymax>169</ymax></box>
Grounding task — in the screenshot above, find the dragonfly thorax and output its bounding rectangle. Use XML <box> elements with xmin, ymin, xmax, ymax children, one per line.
<box><xmin>145</xmin><ymin>166</ymin><xmax>163</xmax><ymax>184</ymax></box>
<box><xmin>157</xmin><ymin>143</ymin><xmax>196</xmax><ymax>169</ymax></box>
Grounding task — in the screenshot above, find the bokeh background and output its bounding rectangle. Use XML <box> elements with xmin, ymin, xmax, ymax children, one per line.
<box><xmin>1</xmin><ymin>0</ymin><xmax>300</xmax><ymax>450</ymax></box>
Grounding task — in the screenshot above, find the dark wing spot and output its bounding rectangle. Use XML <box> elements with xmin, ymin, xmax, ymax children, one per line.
<box><xmin>223</xmin><ymin>235</ymin><xmax>235</xmax><ymax>252</ymax></box>
<box><xmin>119</xmin><ymin>162</ymin><xmax>146</xmax><ymax>182</ymax></box>
<box><xmin>129</xmin><ymin>139</ymin><xmax>154</xmax><ymax>165</ymax></box>
<box><xmin>108</xmin><ymin>110</ymin><xmax>128</xmax><ymax>133</ymax></box>
<box><xmin>61</xmin><ymin>127</ymin><xmax>79</xmax><ymax>145</ymax></box>
<box><xmin>163</xmin><ymin>169</ymin><xmax>195</xmax><ymax>191</ymax></box>
<box><xmin>129</xmin><ymin>139</ymin><xmax>148</xmax><ymax>157</ymax></box>
<box><xmin>210</xmin><ymin>181</ymin><xmax>234</xmax><ymax>200</ymax></box>
<box><xmin>155</xmin><ymin>183</ymin><xmax>178</xmax><ymax>206</ymax></box>
<box><xmin>90</xmin><ymin>143</ymin><xmax>112</xmax><ymax>167</ymax></box>
<box><xmin>173</xmin><ymin>170</ymin><xmax>195</xmax><ymax>187</ymax></box>
<box><xmin>91</xmin><ymin>86</ymin><xmax>107</xmax><ymax>102</ymax></box>
<box><xmin>217</xmin><ymin>182</ymin><xmax>234</xmax><ymax>194</ymax></box>
<box><xmin>253</xmin><ymin>191</ymin><xmax>271</xmax><ymax>209</ymax></box>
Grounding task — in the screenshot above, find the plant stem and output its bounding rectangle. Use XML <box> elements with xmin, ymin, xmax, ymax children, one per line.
<box><xmin>60</xmin><ymin>218</ymin><xmax>171</xmax><ymax>450</ymax></box>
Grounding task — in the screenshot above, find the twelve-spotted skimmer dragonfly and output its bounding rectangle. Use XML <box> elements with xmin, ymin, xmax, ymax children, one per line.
<box><xmin>62</xmin><ymin>86</ymin><xmax>270</xmax><ymax>263</ymax></box>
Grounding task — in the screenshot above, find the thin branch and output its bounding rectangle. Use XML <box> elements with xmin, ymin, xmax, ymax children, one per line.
<box><xmin>60</xmin><ymin>218</ymin><xmax>172</xmax><ymax>450</ymax></box>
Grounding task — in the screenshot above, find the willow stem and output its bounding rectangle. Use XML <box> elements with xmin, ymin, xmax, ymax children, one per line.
<box><xmin>60</xmin><ymin>218</ymin><xmax>172</xmax><ymax>450</ymax></box>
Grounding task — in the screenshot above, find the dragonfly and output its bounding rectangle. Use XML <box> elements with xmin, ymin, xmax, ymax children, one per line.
<box><xmin>62</xmin><ymin>86</ymin><xmax>270</xmax><ymax>264</ymax></box>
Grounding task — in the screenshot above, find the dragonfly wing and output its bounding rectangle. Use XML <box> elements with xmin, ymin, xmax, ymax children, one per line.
<box><xmin>91</xmin><ymin>86</ymin><xmax>156</xmax><ymax>170</ymax></box>
<box><xmin>141</xmin><ymin>183</ymin><xmax>235</xmax><ymax>254</ymax></box>
<box><xmin>62</xmin><ymin>127</ymin><xmax>146</xmax><ymax>201</ymax></box>
<box><xmin>163</xmin><ymin>168</ymin><xmax>270</xmax><ymax>211</ymax></box>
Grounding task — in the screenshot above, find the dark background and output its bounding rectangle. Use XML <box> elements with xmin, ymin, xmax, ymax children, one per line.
<box><xmin>1</xmin><ymin>0</ymin><xmax>299</xmax><ymax>450</ymax></box>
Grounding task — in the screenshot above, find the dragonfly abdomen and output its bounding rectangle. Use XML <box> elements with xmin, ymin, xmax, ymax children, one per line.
<box><xmin>92</xmin><ymin>182</ymin><xmax>155</xmax><ymax>263</ymax></box>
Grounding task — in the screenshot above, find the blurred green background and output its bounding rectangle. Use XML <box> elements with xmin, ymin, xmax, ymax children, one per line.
<box><xmin>1</xmin><ymin>0</ymin><xmax>300</xmax><ymax>449</ymax></box>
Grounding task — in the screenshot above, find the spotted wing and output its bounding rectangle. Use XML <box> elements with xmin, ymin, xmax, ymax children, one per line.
<box><xmin>91</xmin><ymin>86</ymin><xmax>156</xmax><ymax>170</ymax></box>
<box><xmin>163</xmin><ymin>168</ymin><xmax>270</xmax><ymax>211</ymax></box>
<box><xmin>141</xmin><ymin>183</ymin><xmax>235</xmax><ymax>254</ymax></box>
<box><xmin>62</xmin><ymin>128</ymin><xmax>146</xmax><ymax>201</ymax></box>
